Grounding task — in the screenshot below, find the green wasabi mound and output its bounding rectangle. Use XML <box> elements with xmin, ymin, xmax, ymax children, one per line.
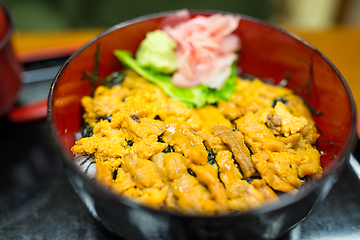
<box><xmin>135</xmin><ymin>29</ymin><xmax>177</xmax><ymax>74</ymax></box>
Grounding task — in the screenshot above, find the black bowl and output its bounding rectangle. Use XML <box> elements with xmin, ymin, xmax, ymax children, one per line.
<box><xmin>48</xmin><ymin>10</ymin><xmax>357</xmax><ymax>240</ymax></box>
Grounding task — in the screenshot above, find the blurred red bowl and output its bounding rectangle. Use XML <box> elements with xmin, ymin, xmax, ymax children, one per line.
<box><xmin>0</xmin><ymin>4</ymin><xmax>22</xmax><ymax>117</ymax></box>
<box><xmin>48</xmin><ymin>10</ymin><xmax>357</xmax><ymax>240</ymax></box>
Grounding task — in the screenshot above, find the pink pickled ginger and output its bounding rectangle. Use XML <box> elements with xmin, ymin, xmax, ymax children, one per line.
<box><xmin>162</xmin><ymin>10</ymin><xmax>241</xmax><ymax>89</ymax></box>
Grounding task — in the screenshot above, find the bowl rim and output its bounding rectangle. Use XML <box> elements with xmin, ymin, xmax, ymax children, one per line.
<box><xmin>47</xmin><ymin>9</ymin><xmax>358</xmax><ymax>219</ymax></box>
<box><xmin>0</xmin><ymin>3</ymin><xmax>14</xmax><ymax>50</ymax></box>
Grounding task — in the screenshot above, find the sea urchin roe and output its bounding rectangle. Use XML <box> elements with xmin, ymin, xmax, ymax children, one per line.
<box><xmin>71</xmin><ymin>70</ymin><xmax>323</xmax><ymax>215</ymax></box>
<box><xmin>211</xmin><ymin>125</ymin><xmax>255</xmax><ymax>178</ymax></box>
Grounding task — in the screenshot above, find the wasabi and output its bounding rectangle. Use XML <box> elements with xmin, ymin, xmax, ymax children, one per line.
<box><xmin>135</xmin><ymin>29</ymin><xmax>177</xmax><ymax>74</ymax></box>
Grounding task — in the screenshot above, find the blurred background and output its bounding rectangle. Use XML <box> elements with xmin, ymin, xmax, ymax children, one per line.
<box><xmin>0</xmin><ymin>0</ymin><xmax>359</xmax><ymax>31</ymax></box>
<box><xmin>1</xmin><ymin>0</ymin><xmax>360</xmax><ymax>118</ymax></box>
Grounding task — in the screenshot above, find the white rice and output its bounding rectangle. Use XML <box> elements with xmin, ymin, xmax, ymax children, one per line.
<box><xmin>74</xmin><ymin>154</ymin><xmax>97</xmax><ymax>179</ymax></box>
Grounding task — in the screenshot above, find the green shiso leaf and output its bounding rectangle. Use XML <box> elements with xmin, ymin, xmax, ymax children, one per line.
<box><xmin>114</xmin><ymin>50</ymin><xmax>236</xmax><ymax>108</ymax></box>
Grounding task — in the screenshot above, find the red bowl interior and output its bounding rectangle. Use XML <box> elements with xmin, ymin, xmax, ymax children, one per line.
<box><xmin>49</xmin><ymin>11</ymin><xmax>357</xmax><ymax>192</ymax></box>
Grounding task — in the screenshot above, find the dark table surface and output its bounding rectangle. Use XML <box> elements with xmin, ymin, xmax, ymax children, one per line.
<box><xmin>1</xmin><ymin>61</ymin><xmax>360</xmax><ymax>239</ymax></box>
